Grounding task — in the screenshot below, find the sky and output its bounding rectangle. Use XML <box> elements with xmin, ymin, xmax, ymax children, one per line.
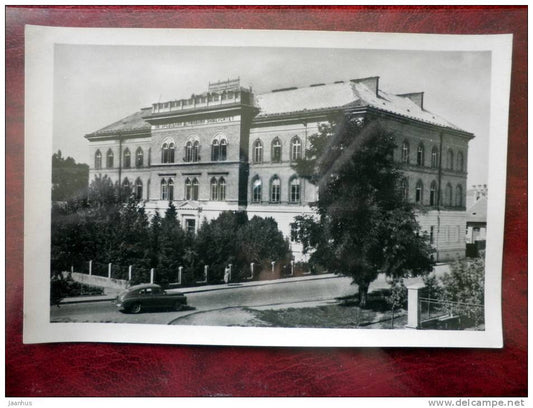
<box><xmin>53</xmin><ymin>44</ymin><xmax>491</xmax><ymax>186</ymax></box>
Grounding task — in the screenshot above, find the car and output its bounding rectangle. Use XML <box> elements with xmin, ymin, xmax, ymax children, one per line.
<box><xmin>114</xmin><ymin>283</ymin><xmax>187</xmax><ymax>314</ymax></box>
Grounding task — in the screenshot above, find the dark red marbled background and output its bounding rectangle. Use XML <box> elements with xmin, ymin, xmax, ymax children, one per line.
<box><xmin>6</xmin><ymin>6</ymin><xmax>527</xmax><ymax>397</ymax></box>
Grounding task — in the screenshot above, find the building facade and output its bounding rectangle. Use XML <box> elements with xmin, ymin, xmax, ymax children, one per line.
<box><xmin>86</xmin><ymin>77</ymin><xmax>474</xmax><ymax>261</ymax></box>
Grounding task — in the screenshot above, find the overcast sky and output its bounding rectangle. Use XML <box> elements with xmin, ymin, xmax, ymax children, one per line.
<box><xmin>53</xmin><ymin>44</ymin><xmax>491</xmax><ymax>186</ymax></box>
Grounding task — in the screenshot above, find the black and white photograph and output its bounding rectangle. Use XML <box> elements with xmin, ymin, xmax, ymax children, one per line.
<box><xmin>24</xmin><ymin>27</ymin><xmax>512</xmax><ymax>347</ymax></box>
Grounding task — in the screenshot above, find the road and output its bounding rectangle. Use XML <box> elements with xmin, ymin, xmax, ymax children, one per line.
<box><xmin>50</xmin><ymin>275</ymin><xmax>356</xmax><ymax>325</ymax></box>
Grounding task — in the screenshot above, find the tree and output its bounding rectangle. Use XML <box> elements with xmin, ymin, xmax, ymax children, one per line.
<box><xmin>157</xmin><ymin>203</ymin><xmax>185</xmax><ymax>284</ymax></box>
<box><xmin>292</xmin><ymin>116</ymin><xmax>434</xmax><ymax>307</ymax></box>
<box><xmin>51</xmin><ymin>150</ymin><xmax>89</xmax><ymax>202</ymax></box>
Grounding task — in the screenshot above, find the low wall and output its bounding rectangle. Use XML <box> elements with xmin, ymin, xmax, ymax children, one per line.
<box><xmin>67</xmin><ymin>272</ymin><xmax>129</xmax><ymax>290</ymax></box>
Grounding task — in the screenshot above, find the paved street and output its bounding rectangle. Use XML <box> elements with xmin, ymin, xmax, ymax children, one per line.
<box><xmin>50</xmin><ymin>265</ymin><xmax>450</xmax><ymax>326</ymax></box>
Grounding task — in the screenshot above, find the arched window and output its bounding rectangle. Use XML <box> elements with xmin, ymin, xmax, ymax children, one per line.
<box><xmin>455</xmin><ymin>184</ymin><xmax>463</xmax><ymax>207</ymax></box>
<box><xmin>210</xmin><ymin>177</ymin><xmax>218</xmax><ymax>201</ymax></box>
<box><xmin>289</xmin><ymin>176</ymin><xmax>300</xmax><ymax>203</ymax></box>
<box><xmin>220</xmin><ymin>139</ymin><xmax>227</xmax><ymax>161</ymax></box>
<box><xmin>122</xmin><ymin>177</ymin><xmax>130</xmax><ymax>188</ymax></box>
<box><xmin>400</xmin><ymin>178</ymin><xmax>409</xmax><ymax>201</ymax></box>
<box><xmin>162</xmin><ymin>142</ymin><xmax>175</xmax><ymax>164</ymax></box>
<box><xmin>431</xmin><ymin>146</ymin><xmax>439</xmax><ymax>168</ymax></box>
<box><xmin>271</xmin><ymin>176</ymin><xmax>281</xmax><ymax>203</ymax></box>
<box><xmin>106</xmin><ymin>149</ymin><xmax>114</xmax><ymax>168</ymax></box>
<box><xmin>430</xmin><ymin>181</ymin><xmax>438</xmax><ymax>206</ymax></box>
<box><xmin>135</xmin><ymin>178</ymin><xmax>143</xmax><ymax>200</ymax></box>
<box><xmin>447</xmin><ymin>149</ymin><xmax>454</xmax><ymax>170</ymax></box>
<box><xmin>417</xmin><ymin>144</ymin><xmax>425</xmax><ymax>166</ymax></box>
<box><xmin>457</xmin><ymin>151</ymin><xmax>464</xmax><ymax>172</ymax></box>
<box><xmin>252</xmin><ymin>177</ymin><xmax>262</xmax><ymax>203</ymax></box>
<box><xmin>401</xmin><ymin>141</ymin><xmax>410</xmax><ymax>163</ymax></box>
<box><xmin>148</xmin><ymin>148</ymin><xmax>151</xmax><ymax>166</ymax></box>
<box><xmin>415</xmin><ymin>180</ymin><xmax>424</xmax><ymax>204</ymax></box>
<box><xmin>95</xmin><ymin>150</ymin><xmax>102</xmax><ymax>170</ymax></box>
<box><xmin>219</xmin><ymin>177</ymin><xmax>226</xmax><ymax>201</ymax></box>
<box><xmin>192</xmin><ymin>177</ymin><xmax>199</xmax><ymax>200</ymax></box>
<box><xmin>123</xmin><ymin>148</ymin><xmax>131</xmax><ymax>168</ymax></box>
<box><xmin>168</xmin><ymin>179</ymin><xmax>174</xmax><ymax>201</ymax></box>
<box><xmin>185</xmin><ymin>178</ymin><xmax>192</xmax><ymax>200</ymax></box>
<box><xmin>291</xmin><ymin>136</ymin><xmax>302</xmax><ymax>161</ymax></box>
<box><xmin>192</xmin><ymin>141</ymin><xmax>200</xmax><ymax>162</ymax></box>
<box><xmin>161</xmin><ymin>179</ymin><xmax>168</xmax><ymax>200</ymax></box>
<box><xmin>185</xmin><ymin>141</ymin><xmax>192</xmax><ymax>162</ymax></box>
<box><xmin>211</xmin><ymin>140</ymin><xmax>220</xmax><ymax>161</ymax></box>
<box><xmin>161</xmin><ymin>143</ymin><xmax>168</xmax><ymax>163</ymax></box>
<box><xmin>272</xmin><ymin>138</ymin><xmax>282</xmax><ymax>163</ymax></box>
<box><xmin>169</xmin><ymin>143</ymin><xmax>175</xmax><ymax>163</ymax></box>
<box><xmin>445</xmin><ymin>183</ymin><xmax>453</xmax><ymax>207</ymax></box>
<box><xmin>253</xmin><ymin>139</ymin><xmax>263</xmax><ymax>163</ymax></box>
<box><xmin>135</xmin><ymin>147</ymin><xmax>144</xmax><ymax>167</ymax></box>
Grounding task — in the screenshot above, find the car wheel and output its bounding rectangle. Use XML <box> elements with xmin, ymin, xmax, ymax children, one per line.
<box><xmin>173</xmin><ymin>301</ymin><xmax>185</xmax><ymax>311</ymax></box>
<box><xmin>130</xmin><ymin>303</ymin><xmax>142</xmax><ymax>314</ymax></box>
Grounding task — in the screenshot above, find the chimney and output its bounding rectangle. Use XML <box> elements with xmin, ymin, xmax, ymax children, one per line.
<box><xmin>398</xmin><ymin>92</ymin><xmax>424</xmax><ymax>110</ymax></box>
<box><xmin>351</xmin><ymin>76</ymin><xmax>379</xmax><ymax>97</ymax></box>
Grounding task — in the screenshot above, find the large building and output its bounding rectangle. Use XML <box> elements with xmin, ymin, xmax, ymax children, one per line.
<box><xmin>85</xmin><ymin>77</ymin><xmax>474</xmax><ymax>261</ymax></box>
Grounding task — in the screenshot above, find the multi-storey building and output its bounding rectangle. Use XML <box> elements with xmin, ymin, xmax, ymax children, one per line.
<box><xmin>85</xmin><ymin>77</ymin><xmax>474</xmax><ymax>261</ymax></box>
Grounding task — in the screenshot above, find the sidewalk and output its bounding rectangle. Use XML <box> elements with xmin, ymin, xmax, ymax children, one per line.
<box><xmin>59</xmin><ymin>273</ymin><xmax>340</xmax><ymax>305</ymax></box>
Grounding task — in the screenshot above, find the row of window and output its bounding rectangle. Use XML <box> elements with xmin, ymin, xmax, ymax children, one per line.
<box><xmin>95</xmin><ymin>147</ymin><xmax>149</xmax><ymax>170</ymax></box>
<box><xmin>252</xmin><ymin>136</ymin><xmax>302</xmax><ymax>164</ymax></box>
<box><xmin>401</xmin><ymin>179</ymin><xmax>464</xmax><ymax>207</ymax></box>
<box><xmin>121</xmin><ymin>177</ymin><xmax>145</xmax><ymax>200</ymax></box>
<box><xmin>251</xmin><ymin>175</ymin><xmax>301</xmax><ymax>203</ymax></box>
<box><xmin>161</xmin><ymin>138</ymin><xmax>227</xmax><ymax>164</ymax></box>
<box><xmin>160</xmin><ymin>177</ymin><xmax>226</xmax><ymax>201</ymax></box>
<box><xmin>400</xmin><ymin>142</ymin><xmax>465</xmax><ymax>171</ymax></box>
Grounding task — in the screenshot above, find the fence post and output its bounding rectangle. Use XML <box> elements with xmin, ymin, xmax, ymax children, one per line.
<box><xmin>88</xmin><ymin>260</ymin><xmax>92</xmax><ymax>276</ymax></box>
<box><xmin>108</xmin><ymin>263</ymin><xmax>112</xmax><ymax>279</ymax></box>
<box><xmin>271</xmin><ymin>261</ymin><xmax>276</xmax><ymax>273</ymax></box>
<box><xmin>204</xmin><ymin>265</ymin><xmax>208</xmax><ymax>282</ymax></box>
<box><xmin>71</xmin><ymin>265</ymin><xmax>74</xmax><ymax>274</ymax></box>
<box><xmin>290</xmin><ymin>260</ymin><xmax>295</xmax><ymax>276</ymax></box>
<box><xmin>406</xmin><ymin>282</ymin><xmax>426</xmax><ymax>329</ymax></box>
<box><xmin>228</xmin><ymin>264</ymin><xmax>232</xmax><ymax>282</ymax></box>
<box><xmin>128</xmin><ymin>265</ymin><xmax>132</xmax><ymax>281</ymax></box>
<box><xmin>248</xmin><ymin>262</ymin><xmax>254</xmax><ymax>280</ymax></box>
<box><xmin>150</xmin><ymin>268</ymin><xmax>154</xmax><ymax>284</ymax></box>
<box><xmin>178</xmin><ymin>267</ymin><xmax>183</xmax><ymax>285</ymax></box>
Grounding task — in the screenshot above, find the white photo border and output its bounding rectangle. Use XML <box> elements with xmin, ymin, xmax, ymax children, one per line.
<box><xmin>23</xmin><ymin>26</ymin><xmax>512</xmax><ymax>347</ymax></box>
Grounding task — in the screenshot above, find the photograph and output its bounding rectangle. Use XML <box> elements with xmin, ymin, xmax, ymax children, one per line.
<box><xmin>23</xmin><ymin>26</ymin><xmax>512</xmax><ymax>347</ymax></box>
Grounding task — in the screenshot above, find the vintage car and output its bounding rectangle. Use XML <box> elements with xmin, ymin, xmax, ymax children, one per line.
<box><xmin>114</xmin><ymin>283</ymin><xmax>187</xmax><ymax>314</ymax></box>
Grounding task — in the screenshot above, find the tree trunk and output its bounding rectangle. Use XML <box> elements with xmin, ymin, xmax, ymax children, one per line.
<box><xmin>358</xmin><ymin>283</ymin><xmax>370</xmax><ymax>308</ymax></box>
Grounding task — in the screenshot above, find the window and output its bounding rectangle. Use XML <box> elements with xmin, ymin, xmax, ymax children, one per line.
<box><xmin>122</xmin><ymin>178</ymin><xmax>130</xmax><ymax>188</ymax></box>
<box><xmin>445</xmin><ymin>183</ymin><xmax>453</xmax><ymax>207</ymax></box>
<box><xmin>106</xmin><ymin>149</ymin><xmax>114</xmax><ymax>168</ymax></box>
<box><xmin>135</xmin><ymin>147</ymin><xmax>144</xmax><ymax>167</ymax></box>
<box><xmin>192</xmin><ymin>178</ymin><xmax>199</xmax><ymax>200</ymax></box>
<box><xmin>271</xmin><ymin>176</ymin><xmax>281</xmax><ymax>203</ymax></box>
<box><xmin>271</xmin><ymin>138</ymin><xmax>282</xmax><ymax>163</ymax></box>
<box><xmin>289</xmin><ymin>177</ymin><xmax>300</xmax><ymax>203</ymax></box>
<box><xmin>211</xmin><ymin>140</ymin><xmax>219</xmax><ymax>161</ymax></box>
<box><xmin>429</xmin><ymin>181</ymin><xmax>437</xmax><ymax>206</ymax></box>
<box><xmin>431</xmin><ymin>147</ymin><xmax>439</xmax><ymax>168</ymax></box>
<box><xmin>401</xmin><ymin>141</ymin><xmax>410</xmax><ymax>163</ymax></box>
<box><xmin>162</xmin><ymin>142</ymin><xmax>175</xmax><ymax>164</ymax></box>
<box><xmin>252</xmin><ymin>177</ymin><xmax>262</xmax><ymax>203</ymax></box>
<box><xmin>95</xmin><ymin>150</ymin><xmax>102</xmax><ymax>170</ymax></box>
<box><xmin>457</xmin><ymin>151</ymin><xmax>464</xmax><ymax>172</ymax></box>
<box><xmin>220</xmin><ymin>139</ymin><xmax>227</xmax><ymax>161</ymax></box>
<box><xmin>415</xmin><ymin>180</ymin><xmax>423</xmax><ymax>204</ymax></box>
<box><xmin>210</xmin><ymin>177</ymin><xmax>218</xmax><ymax>201</ymax></box>
<box><xmin>185</xmin><ymin>219</ymin><xmax>196</xmax><ymax>234</ymax></box>
<box><xmin>135</xmin><ymin>178</ymin><xmax>143</xmax><ymax>200</ymax></box>
<box><xmin>417</xmin><ymin>144</ymin><xmax>424</xmax><ymax>166</ymax></box>
<box><xmin>185</xmin><ymin>178</ymin><xmax>191</xmax><ymax>200</ymax></box>
<box><xmin>447</xmin><ymin>149</ymin><xmax>454</xmax><ymax>170</ymax></box>
<box><xmin>430</xmin><ymin>226</ymin><xmax>435</xmax><ymax>244</ymax></box>
<box><xmin>219</xmin><ymin>177</ymin><xmax>226</xmax><ymax>201</ymax></box>
<box><xmin>290</xmin><ymin>223</ymin><xmax>299</xmax><ymax>242</ymax></box>
<box><xmin>253</xmin><ymin>139</ymin><xmax>263</xmax><ymax>163</ymax></box>
<box><xmin>291</xmin><ymin>136</ymin><xmax>302</xmax><ymax>161</ymax></box>
<box><xmin>455</xmin><ymin>184</ymin><xmax>463</xmax><ymax>207</ymax></box>
<box><xmin>185</xmin><ymin>142</ymin><xmax>192</xmax><ymax>162</ymax></box>
<box><xmin>192</xmin><ymin>141</ymin><xmax>200</xmax><ymax>162</ymax></box>
<box><xmin>400</xmin><ymin>178</ymin><xmax>409</xmax><ymax>201</ymax></box>
<box><xmin>168</xmin><ymin>179</ymin><xmax>174</xmax><ymax>201</ymax></box>
<box><xmin>123</xmin><ymin>148</ymin><xmax>131</xmax><ymax>168</ymax></box>
<box><xmin>161</xmin><ymin>179</ymin><xmax>168</xmax><ymax>200</ymax></box>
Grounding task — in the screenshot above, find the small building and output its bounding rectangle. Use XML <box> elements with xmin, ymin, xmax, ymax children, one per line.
<box><xmin>85</xmin><ymin>77</ymin><xmax>474</xmax><ymax>261</ymax></box>
<box><xmin>466</xmin><ymin>186</ymin><xmax>487</xmax><ymax>250</ymax></box>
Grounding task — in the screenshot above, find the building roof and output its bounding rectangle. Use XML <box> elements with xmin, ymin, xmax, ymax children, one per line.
<box><xmin>87</xmin><ymin>108</ymin><xmax>152</xmax><ymax>136</ymax></box>
<box><xmin>255</xmin><ymin>81</ymin><xmax>465</xmax><ymax>132</ymax></box>
<box><xmin>467</xmin><ymin>196</ymin><xmax>487</xmax><ymax>223</ymax></box>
